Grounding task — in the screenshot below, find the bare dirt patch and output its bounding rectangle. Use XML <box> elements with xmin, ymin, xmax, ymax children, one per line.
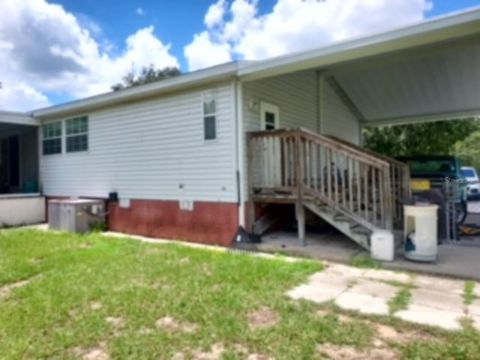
<box><xmin>90</xmin><ymin>301</ymin><xmax>103</xmax><ymax>311</ymax></box>
<box><xmin>74</xmin><ymin>342</ymin><xmax>110</xmax><ymax>360</ymax></box>
<box><xmin>317</xmin><ymin>343</ymin><xmax>399</xmax><ymax>360</ymax></box>
<box><xmin>246</xmin><ymin>354</ymin><xmax>273</xmax><ymax>360</ymax></box>
<box><xmin>247</xmin><ymin>307</ymin><xmax>280</xmax><ymax>330</ymax></box>
<box><xmin>192</xmin><ymin>343</ymin><xmax>225</xmax><ymax>360</ymax></box>
<box><xmin>0</xmin><ymin>277</ymin><xmax>35</xmax><ymax>299</ymax></box>
<box><xmin>375</xmin><ymin>323</ymin><xmax>435</xmax><ymax>344</ymax></box>
<box><xmin>105</xmin><ymin>316</ymin><xmax>124</xmax><ymax>329</ymax></box>
<box><xmin>155</xmin><ymin>316</ymin><xmax>198</xmax><ymax>333</ymax></box>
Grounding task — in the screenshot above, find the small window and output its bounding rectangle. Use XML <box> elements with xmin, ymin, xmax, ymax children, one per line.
<box><xmin>42</xmin><ymin>121</ymin><xmax>62</xmax><ymax>155</ymax></box>
<box><xmin>203</xmin><ymin>91</ymin><xmax>217</xmax><ymax>141</ymax></box>
<box><xmin>66</xmin><ymin>116</ymin><xmax>88</xmax><ymax>153</ymax></box>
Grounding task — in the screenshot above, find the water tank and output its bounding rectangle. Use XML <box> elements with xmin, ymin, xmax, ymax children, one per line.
<box><xmin>48</xmin><ymin>199</ymin><xmax>106</xmax><ymax>233</ymax></box>
<box><xmin>404</xmin><ymin>204</ymin><xmax>438</xmax><ymax>262</ymax></box>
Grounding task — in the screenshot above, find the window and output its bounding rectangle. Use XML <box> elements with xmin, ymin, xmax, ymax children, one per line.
<box><xmin>203</xmin><ymin>91</ymin><xmax>217</xmax><ymax>141</ymax></box>
<box><xmin>66</xmin><ymin>116</ymin><xmax>88</xmax><ymax>152</ymax></box>
<box><xmin>42</xmin><ymin>122</ymin><xmax>62</xmax><ymax>155</ymax></box>
<box><xmin>260</xmin><ymin>102</ymin><xmax>279</xmax><ymax>131</ymax></box>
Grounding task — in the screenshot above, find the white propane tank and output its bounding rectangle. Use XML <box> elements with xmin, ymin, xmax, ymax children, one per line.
<box><xmin>404</xmin><ymin>205</ymin><xmax>439</xmax><ymax>262</ymax></box>
<box><xmin>370</xmin><ymin>230</ymin><xmax>395</xmax><ymax>262</ymax></box>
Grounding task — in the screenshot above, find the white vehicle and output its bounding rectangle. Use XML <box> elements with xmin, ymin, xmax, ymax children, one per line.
<box><xmin>461</xmin><ymin>166</ymin><xmax>480</xmax><ymax>200</ymax></box>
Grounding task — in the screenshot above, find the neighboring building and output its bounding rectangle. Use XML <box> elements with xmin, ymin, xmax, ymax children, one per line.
<box><xmin>0</xmin><ymin>7</ymin><xmax>479</xmax><ymax>255</ymax></box>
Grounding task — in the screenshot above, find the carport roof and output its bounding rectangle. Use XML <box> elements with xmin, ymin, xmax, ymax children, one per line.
<box><xmin>28</xmin><ymin>6</ymin><xmax>480</xmax><ymax>123</ymax></box>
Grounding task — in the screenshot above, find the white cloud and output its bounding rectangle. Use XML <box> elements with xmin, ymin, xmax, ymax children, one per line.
<box><xmin>204</xmin><ymin>0</ymin><xmax>227</xmax><ymax>28</ymax></box>
<box><xmin>136</xmin><ymin>7</ymin><xmax>145</xmax><ymax>16</ymax></box>
<box><xmin>184</xmin><ymin>32</ymin><xmax>232</xmax><ymax>71</ymax></box>
<box><xmin>0</xmin><ymin>82</ymin><xmax>50</xmax><ymax>111</ymax></box>
<box><xmin>184</xmin><ymin>0</ymin><xmax>433</xmax><ymax>70</ymax></box>
<box><xmin>0</xmin><ymin>0</ymin><xmax>179</xmax><ymax>111</ymax></box>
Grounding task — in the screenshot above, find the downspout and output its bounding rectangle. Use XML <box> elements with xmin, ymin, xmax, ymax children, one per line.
<box><xmin>234</xmin><ymin>79</ymin><xmax>246</xmax><ymax>228</ymax></box>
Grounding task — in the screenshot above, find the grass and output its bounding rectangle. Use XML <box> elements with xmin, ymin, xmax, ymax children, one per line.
<box><xmin>0</xmin><ymin>229</ymin><xmax>479</xmax><ymax>359</ymax></box>
<box><xmin>349</xmin><ymin>253</ymin><xmax>382</xmax><ymax>269</ymax></box>
<box><xmin>388</xmin><ymin>287</ymin><xmax>413</xmax><ymax>315</ymax></box>
<box><xmin>464</xmin><ymin>281</ymin><xmax>477</xmax><ymax>306</ymax></box>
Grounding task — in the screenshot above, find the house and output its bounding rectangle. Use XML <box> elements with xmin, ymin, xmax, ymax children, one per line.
<box><xmin>0</xmin><ymin>7</ymin><xmax>479</xmax><ymax>257</ymax></box>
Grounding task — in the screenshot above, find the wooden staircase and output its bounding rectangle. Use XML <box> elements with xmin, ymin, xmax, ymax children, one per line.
<box><xmin>248</xmin><ymin>128</ymin><xmax>410</xmax><ymax>251</ymax></box>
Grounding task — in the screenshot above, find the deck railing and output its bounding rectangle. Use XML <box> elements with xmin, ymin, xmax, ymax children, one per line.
<box><xmin>248</xmin><ymin>128</ymin><xmax>410</xmax><ymax>231</ymax></box>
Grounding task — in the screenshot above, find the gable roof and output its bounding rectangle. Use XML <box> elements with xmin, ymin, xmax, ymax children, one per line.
<box><xmin>29</xmin><ymin>6</ymin><xmax>480</xmax><ymax>120</ymax></box>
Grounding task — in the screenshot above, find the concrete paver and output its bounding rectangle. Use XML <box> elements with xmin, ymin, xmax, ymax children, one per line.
<box><xmin>413</xmin><ymin>275</ymin><xmax>465</xmax><ymax>295</ymax></box>
<box><xmin>410</xmin><ymin>288</ymin><xmax>464</xmax><ymax>312</ymax></box>
<box><xmin>287</xmin><ymin>263</ymin><xmax>476</xmax><ymax>331</ymax></box>
<box><xmin>468</xmin><ymin>300</ymin><xmax>480</xmax><ymax>317</ymax></box>
<box><xmin>286</xmin><ymin>284</ymin><xmax>345</xmax><ymax>303</ymax></box>
<box><xmin>335</xmin><ymin>280</ymin><xmax>397</xmax><ymax>315</ymax></box>
<box><xmin>363</xmin><ymin>269</ymin><xmax>411</xmax><ymax>284</ymax></box>
<box><xmin>336</xmin><ymin>292</ymin><xmax>391</xmax><ymax>315</ymax></box>
<box><xmin>396</xmin><ymin>304</ymin><xmax>464</xmax><ymax>331</ymax></box>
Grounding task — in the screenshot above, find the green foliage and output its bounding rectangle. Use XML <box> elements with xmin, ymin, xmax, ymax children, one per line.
<box><xmin>363</xmin><ymin>118</ymin><xmax>480</xmax><ymax>158</ymax></box>
<box><xmin>111</xmin><ymin>65</ymin><xmax>181</xmax><ymax>91</ymax></box>
<box><xmin>388</xmin><ymin>286</ymin><xmax>413</xmax><ymax>314</ymax></box>
<box><xmin>89</xmin><ymin>221</ymin><xmax>107</xmax><ymax>232</ymax></box>
<box><xmin>464</xmin><ymin>281</ymin><xmax>477</xmax><ymax>306</ymax></box>
<box><xmin>454</xmin><ymin>131</ymin><xmax>480</xmax><ymax>170</ymax></box>
<box><xmin>349</xmin><ymin>253</ymin><xmax>382</xmax><ymax>269</ymax></box>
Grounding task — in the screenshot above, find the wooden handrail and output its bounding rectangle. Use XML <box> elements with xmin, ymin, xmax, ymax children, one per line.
<box><xmin>250</xmin><ymin>128</ymin><xmax>391</xmax><ymax>168</ymax></box>
<box><xmin>248</xmin><ymin>128</ymin><xmax>409</xmax><ymax>232</ymax></box>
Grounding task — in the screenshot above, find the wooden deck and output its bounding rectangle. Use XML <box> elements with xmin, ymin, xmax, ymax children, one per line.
<box><xmin>247</xmin><ymin>128</ymin><xmax>410</xmax><ymax>248</ymax></box>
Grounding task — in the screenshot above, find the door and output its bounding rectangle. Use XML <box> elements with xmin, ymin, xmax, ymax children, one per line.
<box><xmin>8</xmin><ymin>136</ymin><xmax>20</xmax><ymax>190</ymax></box>
<box><xmin>259</xmin><ymin>102</ymin><xmax>282</xmax><ymax>186</ymax></box>
<box><xmin>260</xmin><ymin>102</ymin><xmax>280</xmax><ymax>130</ymax></box>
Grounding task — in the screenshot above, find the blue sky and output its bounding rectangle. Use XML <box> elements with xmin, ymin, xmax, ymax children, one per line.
<box><xmin>0</xmin><ymin>0</ymin><xmax>479</xmax><ymax>110</ymax></box>
<box><xmin>56</xmin><ymin>0</ymin><xmax>480</xmax><ymax>70</ymax></box>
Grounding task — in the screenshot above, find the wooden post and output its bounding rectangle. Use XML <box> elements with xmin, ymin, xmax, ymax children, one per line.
<box><xmin>383</xmin><ymin>164</ymin><xmax>394</xmax><ymax>231</ymax></box>
<box><xmin>295</xmin><ymin>131</ymin><xmax>306</xmax><ymax>246</ymax></box>
<box><xmin>296</xmin><ymin>201</ymin><xmax>306</xmax><ymax>246</ymax></box>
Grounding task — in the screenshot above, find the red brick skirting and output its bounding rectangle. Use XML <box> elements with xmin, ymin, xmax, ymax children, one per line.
<box><xmin>108</xmin><ymin>200</ymin><xmax>239</xmax><ymax>246</ymax></box>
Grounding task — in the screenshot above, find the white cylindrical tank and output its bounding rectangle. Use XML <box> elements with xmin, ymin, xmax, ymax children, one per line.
<box><xmin>404</xmin><ymin>205</ymin><xmax>438</xmax><ymax>262</ymax></box>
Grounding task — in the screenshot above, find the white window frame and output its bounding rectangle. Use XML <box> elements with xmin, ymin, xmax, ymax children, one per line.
<box><xmin>202</xmin><ymin>90</ymin><xmax>218</xmax><ymax>142</ymax></box>
<box><xmin>65</xmin><ymin>116</ymin><xmax>89</xmax><ymax>153</ymax></box>
<box><xmin>42</xmin><ymin>121</ymin><xmax>63</xmax><ymax>156</ymax></box>
<box><xmin>260</xmin><ymin>102</ymin><xmax>280</xmax><ymax>130</ymax></box>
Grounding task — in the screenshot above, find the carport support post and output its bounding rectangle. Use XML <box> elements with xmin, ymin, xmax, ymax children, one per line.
<box><xmin>295</xmin><ymin>132</ymin><xmax>306</xmax><ymax>247</ymax></box>
<box><xmin>296</xmin><ymin>202</ymin><xmax>306</xmax><ymax>247</ymax></box>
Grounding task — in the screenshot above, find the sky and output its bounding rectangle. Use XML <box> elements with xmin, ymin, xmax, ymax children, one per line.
<box><xmin>0</xmin><ymin>0</ymin><xmax>479</xmax><ymax>111</ymax></box>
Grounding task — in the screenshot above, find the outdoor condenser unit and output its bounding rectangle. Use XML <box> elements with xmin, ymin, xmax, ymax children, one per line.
<box><xmin>48</xmin><ymin>199</ymin><xmax>106</xmax><ymax>233</ymax></box>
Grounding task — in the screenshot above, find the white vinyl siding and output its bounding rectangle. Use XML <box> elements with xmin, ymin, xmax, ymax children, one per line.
<box><xmin>242</xmin><ymin>70</ymin><xmax>318</xmax><ymax>133</ymax></box>
<box><xmin>240</xmin><ymin>70</ymin><xmax>318</xmax><ymax>200</ymax></box>
<box><xmin>40</xmin><ymin>82</ymin><xmax>236</xmax><ymax>202</ymax></box>
<box><xmin>321</xmin><ymin>79</ymin><xmax>361</xmax><ymax>145</ymax></box>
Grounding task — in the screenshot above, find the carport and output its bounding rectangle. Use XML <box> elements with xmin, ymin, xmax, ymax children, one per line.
<box><xmin>241</xmin><ymin>7</ymin><xmax>480</xmax><ymax>273</ymax></box>
<box><xmin>0</xmin><ymin>111</ymin><xmax>45</xmax><ymax>227</ymax></box>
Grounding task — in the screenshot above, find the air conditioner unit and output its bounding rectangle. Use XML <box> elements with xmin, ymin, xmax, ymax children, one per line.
<box><xmin>48</xmin><ymin>199</ymin><xmax>106</xmax><ymax>233</ymax></box>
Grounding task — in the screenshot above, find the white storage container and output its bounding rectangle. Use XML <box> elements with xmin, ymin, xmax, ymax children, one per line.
<box><xmin>404</xmin><ymin>205</ymin><xmax>438</xmax><ymax>262</ymax></box>
<box><xmin>370</xmin><ymin>230</ymin><xmax>395</xmax><ymax>262</ymax></box>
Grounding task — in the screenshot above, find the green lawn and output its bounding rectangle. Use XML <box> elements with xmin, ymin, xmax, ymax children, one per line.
<box><xmin>0</xmin><ymin>229</ymin><xmax>479</xmax><ymax>359</ymax></box>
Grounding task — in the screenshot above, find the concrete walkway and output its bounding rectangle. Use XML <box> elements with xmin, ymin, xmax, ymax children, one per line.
<box><xmin>287</xmin><ymin>262</ymin><xmax>480</xmax><ymax>331</ymax></box>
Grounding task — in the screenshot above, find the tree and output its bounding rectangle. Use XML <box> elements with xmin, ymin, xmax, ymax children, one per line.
<box><xmin>111</xmin><ymin>65</ymin><xmax>181</xmax><ymax>91</ymax></box>
<box><xmin>454</xmin><ymin>131</ymin><xmax>480</xmax><ymax>170</ymax></box>
<box><xmin>362</xmin><ymin>118</ymin><xmax>480</xmax><ymax>158</ymax></box>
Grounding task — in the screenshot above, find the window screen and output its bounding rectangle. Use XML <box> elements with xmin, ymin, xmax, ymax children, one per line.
<box><xmin>42</xmin><ymin>122</ymin><xmax>62</xmax><ymax>155</ymax></box>
<box><xmin>66</xmin><ymin>116</ymin><xmax>88</xmax><ymax>152</ymax></box>
<box><xmin>203</xmin><ymin>91</ymin><xmax>217</xmax><ymax>141</ymax></box>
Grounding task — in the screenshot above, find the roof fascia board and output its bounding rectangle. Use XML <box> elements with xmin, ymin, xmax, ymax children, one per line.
<box><xmin>33</xmin><ymin>63</ymin><xmax>239</xmax><ymax>119</ymax></box>
<box><xmin>238</xmin><ymin>7</ymin><xmax>480</xmax><ymax>81</ymax></box>
<box><xmin>0</xmin><ymin>111</ymin><xmax>39</xmax><ymax>126</ymax></box>
<box><xmin>361</xmin><ymin>108</ymin><xmax>480</xmax><ymax>127</ymax></box>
